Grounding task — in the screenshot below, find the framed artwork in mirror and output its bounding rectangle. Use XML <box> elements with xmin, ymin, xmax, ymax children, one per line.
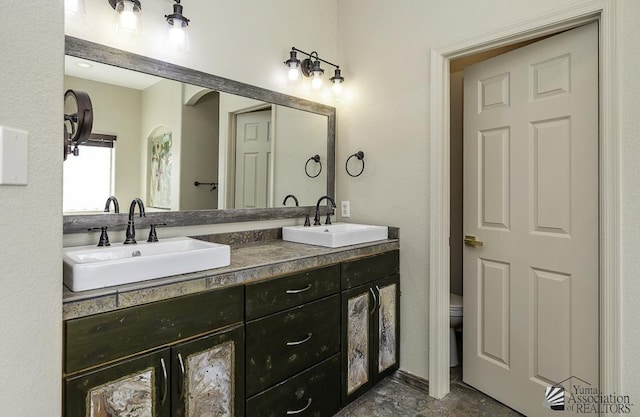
<box><xmin>148</xmin><ymin>131</ymin><xmax>173</xmax><ymax>209</ymax></box>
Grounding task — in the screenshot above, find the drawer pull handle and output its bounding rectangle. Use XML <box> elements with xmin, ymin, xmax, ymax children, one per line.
<box><xmin>286</xmin><ymin>332</ymin><xmax>313</xmax><ymax>346</ymax></box>
<box><xmin>160</xmin><ymin>357</ymin><xmax>168</xmax><ymax>405</ymax></box>
<box><xmin>177</xmin><ymin>353</ymin><xmax>186</xmax><ymax>400</ymax></box>
<box><xmin>287</xmin><ymin>397</ymin><xmax>313</xmax><ymax>415</ymax></box>
<box><xmin>286</xmin><ymin>284</ymin><xmax>313</xmax><ymax>294</ymax></box>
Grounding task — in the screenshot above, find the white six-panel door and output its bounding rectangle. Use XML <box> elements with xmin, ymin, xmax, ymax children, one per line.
<box><xmin>234</xmin><ymin>110</ymin><xmax>272</xmax><ymax>209</ymax></box>
<box><xmin>463</xmin><ymin>22</ymin><xmax>598</xmax><ymax>417</ymax></box>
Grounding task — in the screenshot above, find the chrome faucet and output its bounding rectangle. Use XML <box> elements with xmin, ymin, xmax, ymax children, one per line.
<box><xmin>124</xmin><ymin>198</ymin><xmax>146</xmax><ymax>244</ymax></box>
<box><xmin>314</xmin><ymin>195</ymin><xmax>336</xmax><ymax>226</ymax></box>
<box><xmin>103</xmin><ymin>196</ymin><xmax>119</xmax><ymax>213</ymax></box>
<box><xmin>282</xmin><ymin>194</ymin><xmax>299</xmax><ymax>206</ymax></box>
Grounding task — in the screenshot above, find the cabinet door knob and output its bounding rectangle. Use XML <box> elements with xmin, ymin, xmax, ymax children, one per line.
<box><xmin>287</xmin><ymin>397</ymin><xmax>313</xmax><ymax>415</ymax></box>
<box><xmin>286</xmin><ymin>332</ymin><xmax>313</xmax><ymax>346</ymax></box>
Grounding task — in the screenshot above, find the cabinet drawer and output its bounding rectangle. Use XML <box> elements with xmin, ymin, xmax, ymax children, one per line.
<box><xmin>246</xmin><ymin>354</ymin><xmax>340</xmax><ymax>417</ymax></box>
<box><xmin>245</xmin><ymin>264</ymin><xmax>340</xmax><ymax>320</ymax></box>
<box><xmin>65</xmin><ymin>285</ymin><xmax>244</xmax><ymax>374</ymax></box>
<box><xmin>246</xmin><ymin>295</ymin><xmax>340</xmax><ymax>396</ymax></box>
<box><xmin>341</xmin><ymin>250</ymin><xmax>399</xmax><ymax>289</ymax></box>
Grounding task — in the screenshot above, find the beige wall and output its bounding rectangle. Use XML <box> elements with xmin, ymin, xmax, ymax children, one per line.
<box><xmin>0</xmin><ymin>0</ymin><xmax>63</xmax><ymax>414</ymax></box>
<box><xmin>273</xmin><ymin>106</ymin><xmax>327</xmax><ymax>207</ymax></box>
<box><xmin>64</xmin><ymin>76</ymin><xmax>143</xmax><ymax>205</ymax></box>
<box><xmin>141</xmin><ymin>80</ymin><xmax>183</xmax><ymax>210</ymax></box>
<box><xmin>180</xmin><ymin>91</ymin><xmax>220</xmax><ymax>210</ymax></box>
<box><xmin>336</xmin><ymin>0</ymin><xmax>640</xmax><ymax>400</ymax></box>
<box><xmin>65</xmin><ymin>0</ymin><xmax>338</xmax><ymax>106</ymax></box>
<box><xmin>619</xmin><ymin>0</ymin><xmax>640</xmax><ymax>397</ymax></box>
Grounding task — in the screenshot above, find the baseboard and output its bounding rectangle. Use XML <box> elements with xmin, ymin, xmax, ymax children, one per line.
<box><xmin>391</xmin><ymin>369</ymin><xmax>430</xmax><ymax>393</ymax></box>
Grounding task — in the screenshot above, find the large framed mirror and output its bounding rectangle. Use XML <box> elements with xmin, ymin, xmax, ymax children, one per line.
<box><xmin>63</xmin><ymin>36</ymin><xmax>335</xmax><ymax>233</ymax></box>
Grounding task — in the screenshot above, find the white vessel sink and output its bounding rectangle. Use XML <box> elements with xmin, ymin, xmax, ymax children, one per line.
<box><xmin>63</xmin><ymin>237</ymin><xmax>230</xmax><ymax>292</ymax></box>
<box><xmin>282</xmin><ymin>223</ymin><xmax>388</xmax><ymax>248</ymax></box>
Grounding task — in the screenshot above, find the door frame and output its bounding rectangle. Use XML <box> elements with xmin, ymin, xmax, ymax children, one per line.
<box><xmin>225</xmin><ymin>104</ymin><xmax>273</xmax><ymax>208</ymax></box>
<box><xmin>428</xmin><ymin>0</ymin><xmax>620</xmax><ymax>399</ymax></box>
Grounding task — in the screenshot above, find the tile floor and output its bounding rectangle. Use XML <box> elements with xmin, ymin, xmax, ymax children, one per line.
<box><xmin>334</xmin><ymin>367</ymin><xmax>524</xmax><ymax>417</ymax></box>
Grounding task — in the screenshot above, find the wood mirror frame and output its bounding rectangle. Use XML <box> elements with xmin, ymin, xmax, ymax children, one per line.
<box><xmin>63</xmin><ymin>36</ymin><xmax>336</xmax><ymax>234</ymax></box>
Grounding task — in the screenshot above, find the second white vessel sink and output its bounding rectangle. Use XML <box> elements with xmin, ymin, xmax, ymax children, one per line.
<box><xmin>282</xmin><ymin>223</ymin><xmax>388</xmax><ymax>248</ymax></box>
<box><xmin>63</xmin><ymin>237</ymin><xmax>230</xmax><ymax>292</ymax></box>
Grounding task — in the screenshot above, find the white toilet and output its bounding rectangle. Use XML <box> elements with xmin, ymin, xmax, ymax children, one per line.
<box><xmin>450</xmin><ymin>293</ymin><xmax>463</xmax><ymax>367</ymax></box>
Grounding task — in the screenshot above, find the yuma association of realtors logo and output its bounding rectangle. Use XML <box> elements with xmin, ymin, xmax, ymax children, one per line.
<box><xmin>543</xmin><ymin>376</ymin><xmax>633</xmax><ymax>414</ymax></box>
<box><xmin>544</xmin><ymin>385</ymin><xmax>566</xmax><ymax>410</ymax></box>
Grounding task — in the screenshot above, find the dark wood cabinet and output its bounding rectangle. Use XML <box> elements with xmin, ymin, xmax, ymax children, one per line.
<box><xmin>64</xmin><ymin>286</ymin><xmax>244</xmax><ymax>417</ymax></box>
<box><xmin>63</xmin><ymin>248</ymin><xmax>400</xmax><ymax>417</ymax></box>
<box><xmin>340</xmin><ymin>251</ymin><xmax>400</xmax><ymax>406</ymax></box>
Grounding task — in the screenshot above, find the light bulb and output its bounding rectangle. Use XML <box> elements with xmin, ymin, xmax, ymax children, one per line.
<box><xmin>332</xmin><ymin>81</ymin><xmax>343</xmax><ymax>95</ymax></box>
<box><xmin>311</xmin><ymin>73</ymin><xmax>323</xmax><ymax>89</ymax></box>
<box><xmin>288</xmin><ymin>67</ymin><xmax>300</xmax><ymax>81</ymax></box>
<box><xmin>169</xmin><ymin>26</ymin><xmax>186</xmax><ymax>46</ymax></box>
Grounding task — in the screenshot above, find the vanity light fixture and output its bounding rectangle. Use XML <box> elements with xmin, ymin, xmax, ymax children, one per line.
<box><xmin>164</xmin><ymin>0</ymin><xmax>190</xmax><ymax>53</ymax></box>
<box><xmin>285</xmin><ymin>50</ymin><xmax>301</xmax><ymax>81</ymax></box>
<box><xmin>109</xmin><ymin>0</ymin><xmax>142</xmax><ymax>37</ymax></box>
<box><xmin>330</xmin><ymin>68</ymin><xmax>344</xmax><ymax>94</ymax></box>
<box><xmin>285</xmin><ymin>47</ymin><xmax>345</xmax><ymax>94</ymax></box>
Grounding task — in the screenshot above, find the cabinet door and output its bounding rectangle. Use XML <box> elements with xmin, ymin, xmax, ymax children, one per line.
<box><xmin>341</xmin><ymin>284</ymin><xmax>375</xmax><ymax>405</ymax></box>
<box><xmin>373</xmin><ymin>274</ymin><xmax>400</xmax><ymax>382</ymax></box>
<box><xmin>172</xmin><ymin>324</ymin><xmax>244</xmax><ymax>417</ymax></box>
<box><xmin>65</xmin><ymin>348</ymin><xmax>171</xmax><ymax>417</ymax></box>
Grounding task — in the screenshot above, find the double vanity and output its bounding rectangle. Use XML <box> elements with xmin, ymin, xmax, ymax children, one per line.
<box><xmin>62</xmin><ymin>226</ymin><xmax>400</xmax><ymax>417</ymax></box>
<box><xmin>62</xmin><ymin>35</ymin><xmax>397</xmax><ymax>417</ymax></box>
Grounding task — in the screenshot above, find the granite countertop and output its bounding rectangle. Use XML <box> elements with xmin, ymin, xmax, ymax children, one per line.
<box><xmin>63</xmin><ymin>228</ymin><xmax>399</xmax><ymax>321</ymax></box>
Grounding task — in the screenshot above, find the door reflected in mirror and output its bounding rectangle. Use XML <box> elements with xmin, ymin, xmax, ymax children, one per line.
<box><xmin>63</xmin><ymin>55</ymin><xmax>328</xmax><ymax>214</ymax></box>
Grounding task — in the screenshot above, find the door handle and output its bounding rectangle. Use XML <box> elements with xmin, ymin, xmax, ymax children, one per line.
<box><xmin>464</xmin><ymin>235</ymin><xmax>484</xmax><ymax>247</ymax></box>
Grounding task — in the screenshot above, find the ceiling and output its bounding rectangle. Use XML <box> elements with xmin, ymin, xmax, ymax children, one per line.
<box><xmin>65</xmin><ymin>55</ymin><xmax>162</xmax><ymax>90</ymax></box>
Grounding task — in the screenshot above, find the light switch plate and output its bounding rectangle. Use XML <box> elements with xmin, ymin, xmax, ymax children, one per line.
<box><xmin>0</xmin><ymin>126</ymin><xmax>28</xmax><ymax>185</ymax></box>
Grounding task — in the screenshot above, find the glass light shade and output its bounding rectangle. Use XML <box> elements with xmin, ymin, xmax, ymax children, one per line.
<box><xmin>332</xmin><ymin>81</ymin><xmax>343</xmax><ymax>95</ymax></box>
<box><xmin>311</xmin><ymin>71</ymin><xmax>323</xmax><ymax>89</ymax></box>
<box><xmin>114</xmin><ymin>0</ymin><xmax>142</xmax><ymax>37</ymax></box>
<box><xmin>288</xmin><ymin>66</ymin><xmax>300</xmax><ymax>81</ymax></box>
<box><xmin>166</xmin><ymin>18</ymin><xmax>190</xmax><ymax>53</ymax></box>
